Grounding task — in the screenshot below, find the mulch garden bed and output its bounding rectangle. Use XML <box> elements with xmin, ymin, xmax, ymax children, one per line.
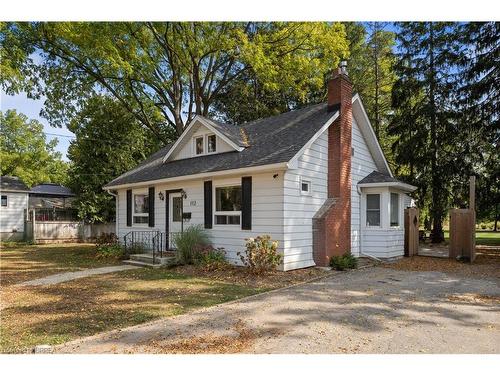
<box><xmin>171</xmin><ymin>264</ymin><xmax>331</xmax><ymax>289</ymax></box>
<box><xmin>382</xmin><ymin>246</ymin><xmax>500</xmax><ymax>279</ymax></box>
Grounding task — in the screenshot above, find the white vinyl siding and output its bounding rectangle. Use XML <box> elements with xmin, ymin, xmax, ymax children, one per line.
<box><xmin>351</xmin><ymin>116</ymin><xmax>379</xmax><ymax>256</ymax></box>
<box><xmin>283</xmin><ymin>130</ymin><xmax>328</xmax><ymax>270</ymax></box>
<box><xmin>116</xmin><ymin>172</ymin><xmax>284</xmax><ymax>266</ymax></box>
<box><xmin>172</xmin><ymin>124</ymin><xmax>234</xmax><ymax>160</ymax></box>
<box><xmin>0</xmin><ymin>192</ymin><xmax>28</xmax><ymax>234</ymax></box>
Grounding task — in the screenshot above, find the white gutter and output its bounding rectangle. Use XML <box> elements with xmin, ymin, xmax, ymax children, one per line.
<box><xmin>357</xmin><ymin>181</ymin><xmax>417</xmax><ymax>192</ymax></box>
<box><xmin>104</xmin><ymin>162</ymin><xmax>289</xmax><ymax>191</ymax></box>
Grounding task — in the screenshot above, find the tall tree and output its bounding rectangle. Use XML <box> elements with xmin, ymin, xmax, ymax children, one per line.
<box><xmin>0</xmin><ymin>109</ymin><xmax>68</xmax><ymax>187</ymax></box>
<box><xmin>67</xmin><ymin>96</ymin><xmax>161</xmax><ymax>223</ymax></box>
<box><xmin>2</xmin><ymin>22</ymin><xmax>349</xmax><ymax>140</ymax></box>
<box><xmin>389</xmin><ymin>22</ymin><xmax>463</xmax><ymax>242</ymax></box>
<box><xmin>458</xmin><ymin>22</ymin><xmax>500</xmax><ymax>230</ymax></box>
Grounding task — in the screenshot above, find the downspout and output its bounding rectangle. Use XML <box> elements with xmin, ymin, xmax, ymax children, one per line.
<box><xmin>106</xmin><ymin>189</ymin><xmax>119</xmax><ymax>243</ymax></box>
<box><xmin>357</xmin><ymin>185</ymin><xmax>382</xmax><ymax>263</ymax></box>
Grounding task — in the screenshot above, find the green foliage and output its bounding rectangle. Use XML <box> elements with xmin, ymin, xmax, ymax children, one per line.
<box><xmin>389</xmin><ymin>22</ymin><xmax>464</xmax><ymax>243</ymax></box>
<box><xmin>67</xmin><ymin>96</ymin><xmax>161</xmax><ymax>223</ymax></box>
<box><xmin>345</xmin><ymin>23</ymin><xmax>396</xmax><ymax>150</ymax></box>
<box><xmin>0</xmin><ymin>109</ymin><xmax>68</xmax><ymax>187</ymax></box>
<box><xmin>329</xmin><ymin>253</ymin><xmax>358</xmax><ymax>271</ymax></box>
<box><xmin>238</xmin><ymin>235</ymin><xmax>282</xmax><ymax>274</ymax></box>
<box><xmin>196</xmin><ymin>246</ymin><xmax>228</xmax><ymax>271</ymax></box>
<box><xmin>2</xmin><ymin>22</ymin><xmax>349</xmax><ymax>139</ymax></box>
<box><xmin>95</xmin><ymin>233</ymin><xmax>124</xmax><ymax>259</ymax></box>
<box><xmin>172</xmin><ymin>225</ymin><xmax>211</xmax><ymax>265</ymax></box>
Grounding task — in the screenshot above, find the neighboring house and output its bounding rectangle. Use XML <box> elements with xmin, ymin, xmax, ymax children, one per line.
<box><xmin>30</xmin><ymin>183</ymin><xmax>75</xmax><ymax>209</ymax></box>
<box><xmin>105</xmin><ymin>63</ymin><xmax>416</xmax><ymax>270</ymax></box>
<box><xmin>0</xmin><ymin>177</ymin><xmax>78</xmax><ymax>241</ymax></box>
<box><xmin>0</xmin><ymin>176</ymin><xmax>30</xmax><ymax>241</ymax></box>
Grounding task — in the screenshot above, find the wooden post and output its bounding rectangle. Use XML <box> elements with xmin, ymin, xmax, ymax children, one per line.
<box><xmin>469</xmin><ymin>176</ymin><xmax>476</xmax><ymax>211</ymax></box>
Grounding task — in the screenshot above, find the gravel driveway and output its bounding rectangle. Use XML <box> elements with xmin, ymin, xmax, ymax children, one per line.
<box><xmin>57</xmin><ymin>267</ymin><xmax>500</xmax><ymax>354</ymax></box>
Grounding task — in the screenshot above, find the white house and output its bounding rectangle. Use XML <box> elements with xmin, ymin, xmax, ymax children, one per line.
<box><xmin>0</xmin><ymin>176</ymin><xmax>30</xmax><ymax>241</ymax></box>
<box><xmin>105</xmin><ymin>63</ymin><xmax>416</xmax><ymax>270</ymax></box>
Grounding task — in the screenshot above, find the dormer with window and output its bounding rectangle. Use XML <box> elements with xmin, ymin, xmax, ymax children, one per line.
<box><xmin>163</xmin><ymin>116</ymin><xmax>247</xmax><ymax>163</ymax></box>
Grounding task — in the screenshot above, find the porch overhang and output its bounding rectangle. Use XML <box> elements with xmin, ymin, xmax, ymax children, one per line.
<box><xmin>357</xmin><ymin>181</ymin><xmax>417</xmax><ymax>193</ymax></box>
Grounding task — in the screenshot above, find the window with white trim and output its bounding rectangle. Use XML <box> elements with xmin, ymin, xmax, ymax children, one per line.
<box><xmin>133</xmin><ymin>193</ymin><xmax>149</xmax><ymax>224</ymax></box>
<box><xmin>390</xmin><ymin>193</ymin><xmax>399</xmax><ymax>227</ymax></box>
<box><xmin>215</xmin><ymin>185</ymin><xmax>241</xmax><ymax>225</ymax></box>
<box><xmin>207</xmin><ymin>134</ymin><xmax>216</xmax><ymax>153</ymax></box>
<box><xmin>194</xmin><ymin>136</ymin><xmax>204</xmax><ymax>155</ymax></box>
<box><xmin>1</xmin><ymin>195</ymin><xmax>7</xmax><ymax>207</ymax></box>
<box><xmin>300</xmin><ymin>179</ymin><xmax>311</xmax><ymax>195</ymax></box>
<box><xmin>366</xmin><ymin>194</ymin><xmax>380</xmax><ymax>227</ymax></box>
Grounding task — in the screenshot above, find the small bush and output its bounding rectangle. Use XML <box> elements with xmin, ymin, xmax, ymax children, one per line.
<box><xmin>329</xmin><ymin>252</ymin><xmax>358</xmax><ymax>271</ymax></box>
<box><xmin>196</xmin><ymin>245</ymin><xmax>228</xmax><ymax>271</ymax></box>
<box><xmin>127</xmin><ymin>242</ymin><xmax>148</xmax><ymax>255</ymax></box>
<box><xmin>95</xmin><ymin>232</ymin><xmax>118</xmax><ymax>248</ymax></box>
<box><xmin>96</xmin><ymin>244</ymin><xmax>124</xmax><ymax>259</ymax></box>
<box><xmin>173</xmin><ymin>225</ymin><xmax>211</xmax><ymax>265</ymax></box>
<box><xmin>238</xmin><ymin>235</ymin><xmax>282</xmax><ymax>274</ymax></box>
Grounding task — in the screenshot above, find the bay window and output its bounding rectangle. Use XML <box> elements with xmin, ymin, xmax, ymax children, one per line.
<box><xmin>366</xmin><ymin>194</ymin><xmax>380</xmax><ymax>227</ymax></box>
<box><xmin>390</xmin><ymin>193</ymin><xmax>400</xmax><ymax>227</ymax></box>
<box><xmin>215</xmin><ymin>185</ymin><xmax>241</xmax><ymax>225</ymax></box>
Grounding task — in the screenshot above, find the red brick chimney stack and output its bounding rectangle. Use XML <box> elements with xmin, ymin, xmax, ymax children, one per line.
<box><xmin>313</xmin><ymin>61</ymin><xmax>353</xmax><ymax>266</ymax></box>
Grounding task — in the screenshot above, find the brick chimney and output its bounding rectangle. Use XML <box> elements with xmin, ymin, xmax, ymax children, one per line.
<box><xmin>312</xmin><ymin>61</ymin><xmax>353</xmax><ymax>266</ymax></box>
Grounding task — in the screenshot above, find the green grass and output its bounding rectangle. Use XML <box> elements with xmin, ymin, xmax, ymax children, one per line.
<box><xmin>443</xmin><ymin>230</ymin><xmax>500</xmax><ymax>246</ymax></box>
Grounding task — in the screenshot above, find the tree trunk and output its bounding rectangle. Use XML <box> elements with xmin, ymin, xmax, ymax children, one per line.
<box><xmin>428</xmin><ymin>22</ymin><xmax>445</xmax><ymax>244</ymax></box>
<box><xmin>495</xmin><ymin>203</ymin><xmax>499</xmax><ymax>232</ymax></box>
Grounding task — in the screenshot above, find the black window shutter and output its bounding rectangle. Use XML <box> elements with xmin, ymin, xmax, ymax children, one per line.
<box><xmin>204</xmin><ymin>181</ymin><xmax>212</xmax><ymax>229</ymax></box>
<box><xmin>241</xmin><ymin>176</ymin><xmax>252</xmax><ymax>230</ymax></box>
<box><xmin>126</xmin><ymin>189</ymin><xmax>132</xmax><ymax>227</ymax></box>
<box><xmin>148</xmin><ymin>187</ymin><xmax>155</xmax><ymax>227</ymax></box>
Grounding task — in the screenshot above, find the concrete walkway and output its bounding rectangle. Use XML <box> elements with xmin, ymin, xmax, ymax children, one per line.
<box><xmin>17</xmin><ymin>265</ymin><xmax>138</xmax><ymax>287</ymax></box>
<box><xmin>57</xmin><ymin>267</ymin><xmax>500</xmax><ymax>354</ymax></box>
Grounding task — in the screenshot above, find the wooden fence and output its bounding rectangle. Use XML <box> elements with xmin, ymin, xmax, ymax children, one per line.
<box><xmin>404</xmin><ymin>208</ymin><xmax>419</xmax><ymax>257</ymax></box>
<box><xmin>449</xmin><ymin>209</ymin><xmax>476</xmax><ymax>262</ymax></box>
<box><xmin>25</xmin><ymin>220</ymin><xmax>115</xmax><ymax>243</ymax></box>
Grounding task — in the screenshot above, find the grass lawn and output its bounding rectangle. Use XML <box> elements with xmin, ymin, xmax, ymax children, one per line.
<box><xmin>443</xmin><ymin>230</ymin><xmax>500</xmax><ymax>246</ymax></box>
<box><xmin>0</xmin><ymin>243</ymin><xmax>327</xmax><ymax>353</ymax></box>
<box><xmin>0</xmin><ymin>243</ymin><xmax>123</xmax><ymax>286</ymax></box>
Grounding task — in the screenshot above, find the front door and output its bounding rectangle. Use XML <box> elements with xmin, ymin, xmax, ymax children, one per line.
<box><xmin>169</xmin><ymin>193</ymin><xmax>183</xmax><ymax>234</ymax></box>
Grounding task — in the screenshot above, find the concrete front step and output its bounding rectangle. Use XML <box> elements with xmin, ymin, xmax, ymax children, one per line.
<box><xmin>126</xmin><ymin>252</ymin><xmax>177</xmax><ymax>267</ymax></box>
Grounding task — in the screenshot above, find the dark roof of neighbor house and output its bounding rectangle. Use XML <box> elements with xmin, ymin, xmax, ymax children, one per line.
<box><xmin>0</xmin><ymin>176</ymin><xmax>30</xmax><ymax>192</ymax></box>
<box><xmin>30</xmin><ymin>183</ymin><xmax>75</xmax><ymax>197</ymax></box>
<box><xmin>105</xmin><ymin>103</ymin><xmax>339</xmax><ymax>188</ymax></box>
<box><xmin>358</xmin><ymin>171</ymin><xmax>402</xmax><ymax>185</ymax></box>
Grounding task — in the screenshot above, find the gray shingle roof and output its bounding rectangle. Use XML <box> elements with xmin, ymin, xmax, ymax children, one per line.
<box><xmin>0</xmin><ymin>176</ymin><xmax>30</xmax><ymax>192</ymax></box>
<box><xmin>105</xmin><ymin>103</ymin><xmax>337</xmax><ymax>188</ymax></box>
<box><xmin>358</xmin><ymin>171</ymin><xmax>400</xmax><ymax>184</ymax></box>
<box><xmin>30</xmin><ymin>183</ymin><xmax>75</xmax><ymax>196</ymax></box>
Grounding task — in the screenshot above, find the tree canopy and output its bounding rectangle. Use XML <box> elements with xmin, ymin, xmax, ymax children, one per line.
<box><xmin>2</xmin><ymin>22</ymin><xmax>349</xmax><ymax>142</ymax></box>
<box><xmin>0</xmin><ymin>109</ymin><xmax>68</xmax><ymax>187</ymax></box>
<box><xmin>67</xmin><ymin>95</ymin><xmax>161</xmax><ymax>223</ymax></box>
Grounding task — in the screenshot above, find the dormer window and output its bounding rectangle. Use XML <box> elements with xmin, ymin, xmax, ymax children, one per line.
<box><xmin>195</xmin><ymin>136</ymin><xmax>204</xmax><ymax>155</ymax></box>
<box><xmin>207</xmin><ymin>134</ymin><xmax>216</xmax><ymax>153</ymax></box>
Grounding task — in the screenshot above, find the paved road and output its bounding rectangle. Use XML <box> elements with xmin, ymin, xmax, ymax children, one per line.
<box><xmin>57</xmin><ymin>267</ymin><xmax>500</xmax><ymax>354</ymax></box>
<box><xmin>17</xmin><ymin>265</ymin><xmax>138</xmax><ymax>286</ymax></box>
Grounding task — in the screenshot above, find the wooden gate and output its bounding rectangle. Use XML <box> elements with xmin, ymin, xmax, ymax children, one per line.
<box><xmin>449</xmin><ymin>209</ymin><xmax>476</xmax><ymax>262</ymax></box>
<box><xmin>404</xmin><ymin>208</ymin><xmax>419</xmax><ymax>257</ymax></box>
